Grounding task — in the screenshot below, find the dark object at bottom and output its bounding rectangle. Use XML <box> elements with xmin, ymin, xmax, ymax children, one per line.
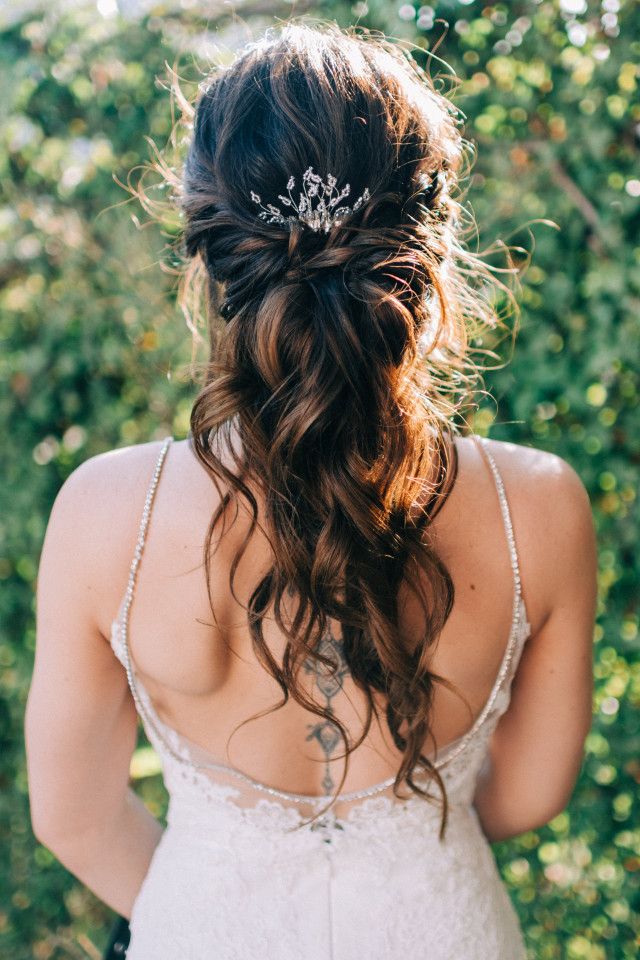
<box><xmin>103</xmin><ymin>916</ymin><xmax>131</xmax><ymax>959</ymax></box>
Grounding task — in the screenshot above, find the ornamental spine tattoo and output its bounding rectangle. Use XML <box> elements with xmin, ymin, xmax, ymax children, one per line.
<box><xmin>303</xmin><ymin>624</ymin><xmax>350</xmax><ymax>795</ymax></box>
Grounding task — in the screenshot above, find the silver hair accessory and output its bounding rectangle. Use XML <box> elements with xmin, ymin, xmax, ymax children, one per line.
<box><xmin>250</xmin><ymin>166</ymin><xmax>371</xmax><ymax>234</ymax></box>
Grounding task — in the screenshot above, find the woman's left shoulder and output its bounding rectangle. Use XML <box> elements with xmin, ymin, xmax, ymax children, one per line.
<box><xmin>465</xmin><ymin>435</ymin><xmax>590</xmax><ymax>509</ymax></box>
<box><xmin>455</xmin><ymin>433</ymin><xmax>594</xmax><ymax>574</ymax></box>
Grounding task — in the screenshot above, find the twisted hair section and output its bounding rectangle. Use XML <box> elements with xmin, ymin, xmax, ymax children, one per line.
<box><xmin>130</xmin><ymin>18</ymin><xmax>520</xmax><ymax>838</ymax></box>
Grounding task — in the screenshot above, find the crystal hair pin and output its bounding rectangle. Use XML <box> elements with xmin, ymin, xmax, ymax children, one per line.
<box><xmin>250</xmin><ymin>166</ymin><xmax>371</xmax><ymax>234</ymax></box>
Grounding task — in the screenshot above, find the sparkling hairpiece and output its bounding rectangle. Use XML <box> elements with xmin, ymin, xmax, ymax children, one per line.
<box><xmin>249</xmin><ymin>166</ymin><xmax>371</xmax><ymax>234</ymax></box>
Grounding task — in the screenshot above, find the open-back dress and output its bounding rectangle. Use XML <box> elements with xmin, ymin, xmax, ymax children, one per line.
<box><xmin>109</xmin><ymin>433</ymin><xmax>531</xmax><ymax>959</ymax></box>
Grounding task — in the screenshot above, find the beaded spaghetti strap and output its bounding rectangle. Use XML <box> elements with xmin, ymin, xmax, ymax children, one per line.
<box><xmin>476</xmin><ymin>436</ymin><xmax>523</xmax><ymax>606</ymax></box>
<box><xmin>118</xmin><ymin>436</ymin><xmax>185</xmax><ymax>757</ymax></box>
<box><xmin>427</xmin><ymin>434</ymin><xmax>525</xmax><ymax>767</ymax></box>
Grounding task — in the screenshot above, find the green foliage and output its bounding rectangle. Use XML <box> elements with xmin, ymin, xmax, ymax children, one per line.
<box><xmin>1</xmin><ymin>2</ymin><xmax>638</xmax><ymax>957</ymax></box>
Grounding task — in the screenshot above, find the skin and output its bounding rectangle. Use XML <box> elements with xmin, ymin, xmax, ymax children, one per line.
<box><xmin>24</xmin><ymin>431</ymin><xmax>597</xmax><ymax>919</ymax></box>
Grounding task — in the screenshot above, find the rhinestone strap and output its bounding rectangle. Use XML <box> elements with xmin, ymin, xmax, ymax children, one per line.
<box><xmin>119</xmin><ymin>436</ymin><xmax>193</xmax><ymax>766</ymax></box>
<box><xmin>477</xmin><ymin>435</ymin><xmax>523</xmax><ymax>606</ymax></box>
<box><xmin>427</xmin><ymin>435</ymin><xmax>524</xmax><ymax>769</ymax></box>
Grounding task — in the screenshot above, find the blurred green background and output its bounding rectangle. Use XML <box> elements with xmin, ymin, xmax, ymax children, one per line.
<box><xmin>1</xmin><ymin>1</ymin><xmax>638</xmax><ymax>957</ymax></box>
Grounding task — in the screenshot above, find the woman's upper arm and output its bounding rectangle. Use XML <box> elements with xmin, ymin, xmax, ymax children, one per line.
<box><xmin>473</xmin><ymin>444</ymin><xmax>597</xmax><ymax>839</ymax></box>
<box><xmin>25</xmin><ymin>453</ymin><xmax>139</xmax><ymax>846</ymax></box>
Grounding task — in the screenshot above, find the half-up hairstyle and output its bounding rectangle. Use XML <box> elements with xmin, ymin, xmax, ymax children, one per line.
<box><xmin>151</xmin><ymin>18</ymin><xmax>515</xmax><ymax>840</ymax></box>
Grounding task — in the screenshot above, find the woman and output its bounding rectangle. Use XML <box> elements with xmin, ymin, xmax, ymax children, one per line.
<box><xmin>25</xmin><ymin>19</ymin><xmax>597</xmax><ymax>960</ymax></box>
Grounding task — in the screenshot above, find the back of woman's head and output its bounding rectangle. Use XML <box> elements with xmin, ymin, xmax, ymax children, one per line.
<box><xmin>171</xmin><ymin>19</ymin><xmax>508</xmax><ymax>837</ymax></box>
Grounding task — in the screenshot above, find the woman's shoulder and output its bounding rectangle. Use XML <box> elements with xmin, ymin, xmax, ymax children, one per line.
<box><xmin>46</xmin><ymin>438</ymin><xmax>207</xmax><ymax>633</ymax></box>
<box><xmin>57</xmin><ymin>436</ymin><xmax>172</xmax><ymax>500</ymax></box>
<box><xmin>465</xmin><ymin>434</ymin><xmax>593</xmax><ymax>541</ymax></box>
<box><xmin>456</xmin><ymin>434</ymin><xmax>591</xmax><ymax>516</ymax></box>
<box><xmin>53</xmin><ymin>436</ymin><xmax>210</xmax><ymax>515</ymax></box>
<box><xmin>458</xmin><ymin>434</ymin><xmax>595</xmax><ymax>631</ymax></box>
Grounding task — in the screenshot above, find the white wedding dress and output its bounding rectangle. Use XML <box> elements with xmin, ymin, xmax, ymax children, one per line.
<box><xmin>110</xmin><ymin>434</ymin><xmax>531</xmax><ymax>959</ymax></box>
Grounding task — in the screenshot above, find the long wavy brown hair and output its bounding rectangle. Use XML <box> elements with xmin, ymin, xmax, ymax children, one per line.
<box><xmin>134</xmin><ymin>18</ymin><xmax>520</xmax><ymax>839</ymax></box>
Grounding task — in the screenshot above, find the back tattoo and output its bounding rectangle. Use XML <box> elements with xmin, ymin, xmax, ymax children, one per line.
<box><xmin>303</xmin><ymin>624</ymin><xmax>350</xmax><ymax>794</ymax></box>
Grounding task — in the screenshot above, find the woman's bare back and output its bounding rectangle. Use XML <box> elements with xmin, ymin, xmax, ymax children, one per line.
<box><xmin>93</xmin><ymin>430</ymin><xmax>581</xmax><ymax>802</ymax></box>
<box><xmin>27</xmin><ymin>421</ymin><xmax>595</xmax><ymax>945</ymax></box>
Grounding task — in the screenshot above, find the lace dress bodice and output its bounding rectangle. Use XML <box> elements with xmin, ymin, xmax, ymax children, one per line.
<box><xmin>109</xmin><ymin>434</ymin><xmax>531</xmax><ymax>959</ymax></box>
